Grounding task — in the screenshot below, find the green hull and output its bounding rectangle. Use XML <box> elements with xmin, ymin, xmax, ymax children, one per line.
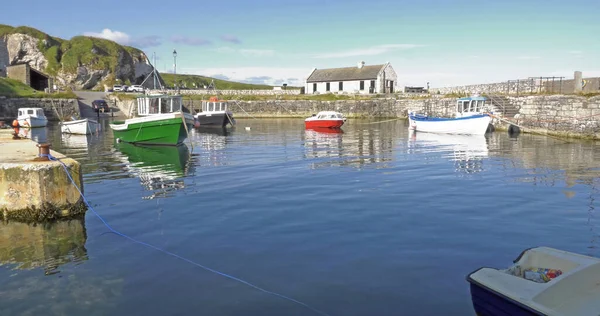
<box><xmin>115</xmin><ymin>142</ymin><xmax>190</xmax><ymax>177</ymax></box>
<box><xmin>111</xmin><ymin>117</ymin><xmax>188</xmax><ymax>146</ymax></box>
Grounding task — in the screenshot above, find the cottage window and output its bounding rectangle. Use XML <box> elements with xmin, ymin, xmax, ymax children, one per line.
<box><xmin>313</xmin><ymin>83</ymin><xmax>317</xmax><ymax>93</ymax></box>
<box><xmin>339</xmin><ymin>82</ymin><xmax>343</xmax><ymax>90</ymax></box>
<box><xmin>326</xmin><ymin>82</ymin><xmax>330</xmax><ymax>91</ymax></box>
<box><xmin>360</xmin><ymin>81</ymin><xmax>364</xmax><ymax>90</ymax></box>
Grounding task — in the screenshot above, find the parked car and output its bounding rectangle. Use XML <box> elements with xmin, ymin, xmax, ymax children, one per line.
<box><xmin>92</xmin><ymin>99</ymin><xmax>110</xmax><ymax>113</ymax></box>
<box><xmin>128</xmin><ymin>85</ymin><xmax>145</xmax><ymax>92</ymax></box>
<box><xmin>113</xmin><ymin>85</ymin><xmax>124</xmax><ymax>92</ymax></box>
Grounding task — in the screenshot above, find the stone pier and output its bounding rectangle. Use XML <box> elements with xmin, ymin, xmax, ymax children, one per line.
<box><xmin>0</xmin><ymin>130</ymin><xmax>86</xmax><ymax>222</ymax></box>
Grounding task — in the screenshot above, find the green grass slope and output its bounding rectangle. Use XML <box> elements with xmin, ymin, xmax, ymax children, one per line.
<box><xmin>161</xmin><ymin>73</ymin><xmax>278</xmax><ymax>90</ymax></box>
<box><xmin>1</xmin><ymin>24</ymin><xmax>285</xmax><ymax>91</ymax></box>
<box><xmin>0</xmin><ymin>77</ymin><xmax>75</xmax><ymax>98</ymax></box>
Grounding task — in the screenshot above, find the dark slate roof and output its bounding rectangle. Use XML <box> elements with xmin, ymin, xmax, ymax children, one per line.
<box><xmin>306</xmin><ymin>64</ymin><xmax>385</xmax><ymax>82</ymax></box>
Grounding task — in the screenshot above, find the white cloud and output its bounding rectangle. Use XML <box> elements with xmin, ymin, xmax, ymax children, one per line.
<box><xmin>84</xmin><ymin>29</ymin><xmax>131</xmax><ymax>44</ymax></box>
<box><xmin>212</xmin><ymin>47</ymin><xmax>275</xmax><ymax>57</ymax></box>
<box><xmin>313</xmin><ymin>44</ymin><xmax>422</xmax><ymax>59</ymax></box>
<box><xmin>83</xmin><ymin>28</ymin><xmax>161</xmax><ymax>48</ymax></box>
<box><xmin>239</xmin><ymin>49</ymin><xmax>275</xmax><ymax>57</ymax></box>
<box><xmin>517</xmin><ymin>56</ymin><xmax>541</xmax><ymax>60</ymax></box>
<box><xmin>179</xmin><ymin>66</ymin><xmax>311</xmax><ymax>86</ymax></box>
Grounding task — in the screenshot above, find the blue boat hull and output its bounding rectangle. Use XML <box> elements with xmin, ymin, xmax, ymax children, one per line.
<box><xmin>468</xmin><ymin>280</ymin><xmax>545</xmax><ymax>316</ymax></box>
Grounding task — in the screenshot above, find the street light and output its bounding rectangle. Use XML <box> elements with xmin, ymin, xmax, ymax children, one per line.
<box><xmin>173</xmin><ymin>49</ymin><xmax>177</xmax><ymax>91</ymax></box>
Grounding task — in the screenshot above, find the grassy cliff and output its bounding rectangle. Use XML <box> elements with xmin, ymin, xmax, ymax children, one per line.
<box><xmin>161</xmin><ymin>73</ymin><xmax>276</xmax><ymax>90</ymax></box>
<box><xmin>0</xmin><ymin>78</ymin><xmax>76</xmax><ymax>98</ymax></box>
<box><xmin>1</xmin><ymin>24</ymin><xmax>283</xmax><ymax>91</ymax></box>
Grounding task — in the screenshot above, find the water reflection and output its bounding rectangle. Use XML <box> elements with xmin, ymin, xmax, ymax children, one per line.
<box><xmin>303</xmin><ymin>125</ymin><xmax>396</xmax><ymax>169</ymax></box>
<box><xmin>408</xmin><ymin>131</ymin><xmax>489</xmax><ymax>173</ymax></box>
<box><xmin>114</xmin><ymin>143</ymin><xmax>192</xmax><ymax>199</ymax></box>
<box><xmin>15</xmin><ymin>127</ymin><xmax>48</xmax><ymax>143</ymax></box>
<box><xmin>0</xmin><ymin>218</ymin><xmax>87</xmax><ymax>275</ymax></box>
<box><xmin>192</xmin><ymin>126</ymin><xmax>230</xmax><ymax>166</ymax></box>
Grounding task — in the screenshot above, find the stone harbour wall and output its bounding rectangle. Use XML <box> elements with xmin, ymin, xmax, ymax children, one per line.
<box><xmin>0</xmin><ymin>98</ymin><xmax>80</xmax><ymax>121</ymax></box>
<box><xmin>429</xmin><ymin>79</ymin><xmax>541</xmax><ymax>95</ymax></box>
<box><xmin>147</xmin><ymin>88</ymin><xmax>302</xmax><ymax>96</ymax></box>
<box><xmin>510</xmin><ymin>95</ymin><xmax>600</xmax><ymax>138</ymax></box>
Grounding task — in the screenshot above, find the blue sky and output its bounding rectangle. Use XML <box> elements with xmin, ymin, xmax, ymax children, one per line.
<box><xmin>6</xmin><ymin>0</ymin><xmax>600</xmax><ymax>87</ymax></box>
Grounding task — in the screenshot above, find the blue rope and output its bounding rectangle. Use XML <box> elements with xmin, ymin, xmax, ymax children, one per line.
<box><xmin>47</xmin><ymin>153</ymin><xmax>331</xmax><ymax>316</ymax></box>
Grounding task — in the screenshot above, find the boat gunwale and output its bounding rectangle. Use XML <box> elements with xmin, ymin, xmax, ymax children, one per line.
<box><xmin>408</xmin><ymin>113</ymin><xmax>490</xmax><ymax>122</ymax></box>
<box><xmin>466</xmin><ymin>268</ymin><xmax>548</xmax><ymax>316</ymax></box>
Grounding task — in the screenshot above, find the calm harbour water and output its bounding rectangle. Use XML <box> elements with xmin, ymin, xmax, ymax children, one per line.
<box><xmin>2</xmin><ymin>118</ymin><xmax>600</xmax><ymax>316</ymax></box>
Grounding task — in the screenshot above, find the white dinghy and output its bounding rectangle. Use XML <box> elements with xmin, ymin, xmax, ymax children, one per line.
<box><xmin>467</xmin><ymin>246</ymin><xmax>600</xmax><ymax>316</ymax></box>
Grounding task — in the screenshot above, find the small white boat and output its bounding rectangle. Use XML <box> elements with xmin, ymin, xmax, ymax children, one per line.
<box><xmin>60</xmin><ymin>118</ymin><xmax>101</xmax><ymax>135</ymax></box>
<box><xmin>467</xmin><ymin>246</ymin><xmax>600</xmax><ymax>316</ymax></box>
<box><xmin>408</xmin><ymin>96</ymin><xmax>491</xmax><ymax>135</ymax></box>
<box><xmin>17</xmin><ymin>108</ymin><xmax>48</xmax><ymax>128</ymax></box>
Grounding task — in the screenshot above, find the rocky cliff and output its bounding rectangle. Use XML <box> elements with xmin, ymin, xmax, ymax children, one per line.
<box><xmin>0</xmin><ymin>25</ymin><xmax>163</xmax><ymax>90</ymax></box>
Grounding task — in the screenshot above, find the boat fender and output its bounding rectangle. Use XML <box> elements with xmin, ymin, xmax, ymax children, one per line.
<box><xmin>12</xmin><ymin>120</ymin><xmax>19</xmax><ymax>127</ymax></box>
<box><xmin>245</xmin><ymin>127</ymin><xmax>251</xmax><ymax>131</ymax></box>
<box><xmin>116</xmin><ymin>138</ymin><xmax>121</xmax><ymax>143</ymax></box>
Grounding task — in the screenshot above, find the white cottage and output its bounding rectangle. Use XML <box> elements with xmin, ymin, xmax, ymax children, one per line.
<box><xmin>305</xmin><ymin>62</ymin><xmax>397</xmax><ymax>94</ymax></box>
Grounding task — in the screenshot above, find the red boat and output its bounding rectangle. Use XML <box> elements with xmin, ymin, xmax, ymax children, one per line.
<box><xmin>305</xmin><ymin>111</ymin><xmax>346</xmax><ymax>129</ymax></box>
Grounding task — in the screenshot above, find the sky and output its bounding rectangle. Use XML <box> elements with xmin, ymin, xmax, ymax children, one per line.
<box><xmin>4</xmin><ymin>0</ymin><xmax>600</xmax><ymax>88</ymax></box>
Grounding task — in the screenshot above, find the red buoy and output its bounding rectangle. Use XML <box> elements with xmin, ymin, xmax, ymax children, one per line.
<box><xmin>12</xmin><ymin>120</ymin><xmax>19</xmax><ymax>127</ymax></box>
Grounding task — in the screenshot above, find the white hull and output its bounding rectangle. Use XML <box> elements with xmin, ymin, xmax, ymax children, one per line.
<box><xmin>468</xmin><ymin>247</ymin><xmax>600</xmax><ymax>316</ymax></box>
<box><xmin>408</xmin><ymin>114</ymin><xmax>491</xmax><ymax>135</ymax></box>
<box><xmin>17</xmin><ymin>115</ymin><xmax>48</xmax><ymax>128</ymax></box>
<box><xmin>60</xmin><ymin>118</ymin><xmax>101</xmax><ymax>135</ymax></box>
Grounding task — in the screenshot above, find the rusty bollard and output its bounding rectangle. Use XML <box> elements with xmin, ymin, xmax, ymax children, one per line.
<box><xmin>34</xmin><ymin>143</ymin><xmax>51</xmax><ymax>161</ymax></box>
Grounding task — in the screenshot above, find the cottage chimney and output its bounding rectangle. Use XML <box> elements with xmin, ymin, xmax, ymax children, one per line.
<box><xmin>357</xmin><ymin>61</ymin><xmax>365</xmax><ymax>69</ymax></box>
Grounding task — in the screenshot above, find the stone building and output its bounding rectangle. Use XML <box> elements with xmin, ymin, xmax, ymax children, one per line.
<box><xmin>6</xmin><ymin>63</ymin><xmax>53</xmax><ymax>91</ymax></box>
<box><xmin>305</xmin><ymin>62</ymin><xmax>397</xmax><ymax>94</ymax></box>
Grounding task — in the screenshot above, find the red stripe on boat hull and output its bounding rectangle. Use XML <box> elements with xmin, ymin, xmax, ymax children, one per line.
<box><xmin>304</xmin><ymin>120</ymin><xmax>344</xmax><ymax>129</ymax></box>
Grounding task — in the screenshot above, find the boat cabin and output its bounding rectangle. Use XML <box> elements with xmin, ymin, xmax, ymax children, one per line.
<box><xmin>136</xmin><ymin>95</ymin><xmax>183</xmax><ymax>116</ymax></box>
<box><xmin>455</xmin><ymin>96</ymin><xmax>487</xmax><ymax>118</ymax></box>
<box><xmin>201</xmin><ymin>96</ymin><xmax>228</xmax><ymax>113</ymax></box>
<box><xmin>18</xmin><ymin>108</ymin><xmax>45</xmax><ymax>118</ymax></box>
<box><xmin>313</xmin><ymin>111</ymin><xmax>345</xmax><ymax>120</ymax></box>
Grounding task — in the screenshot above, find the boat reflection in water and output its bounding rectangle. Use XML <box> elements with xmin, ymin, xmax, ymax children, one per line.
<box><xmin>114</xmin><ymin>142</ymin><xmax>192</xmax><ymax>199</ymax></box>
<box><xmin>15</xmin><ymin>126</ymin><xmax>48</xmax><ymax>143</ymax></box>
<box><xmin>193</xmin><ymin>126</ymin><xmax>230</xmax><ymax>166</ymax></box>
<box><xmin>0</xmin><ymin>218</ymin><xmax>88</xmax><ymax>275</ymax></box>
<box><xmin>408</xmin><ymin>130</ymin><xmax>489</xmax><ymax>173</ymax></box>
<box><xmin>304</xmin><ymin>128</ymin><xmax>344</xmax><ymax>158</ymax></box>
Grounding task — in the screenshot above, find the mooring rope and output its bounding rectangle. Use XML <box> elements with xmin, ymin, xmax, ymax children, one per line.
<box><xmin>44</xmin><ymin>154</ymin><xmax>330</xmax><ymax>316</ymax></box>
<box><xmin>356</xmin><ymin>118</ymin><xmax>401</xmax><ymax>125</ymax></box>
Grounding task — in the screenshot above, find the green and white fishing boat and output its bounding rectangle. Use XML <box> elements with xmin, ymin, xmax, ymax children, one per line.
<box><xmin>109</xmin><ymin>94</ymin><xmax>194</xmax><ymax>146</ymax></box>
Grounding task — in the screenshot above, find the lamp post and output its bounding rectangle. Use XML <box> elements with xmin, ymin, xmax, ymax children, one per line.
<box><xmin>173</xmin><ymin>49</ymin><xmax>177</xmax><ymax>91</ymax></box>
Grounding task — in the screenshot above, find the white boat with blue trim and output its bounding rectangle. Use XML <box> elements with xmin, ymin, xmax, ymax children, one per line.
<box><xmin>467</xmin><ymin>246</ymin><xmax>600</xmax><ymax>316</ymax></box>
<box><xmin>408</xmin><ymin>96</ymin><xmax>491</xmax><ymax>135</ymax></box>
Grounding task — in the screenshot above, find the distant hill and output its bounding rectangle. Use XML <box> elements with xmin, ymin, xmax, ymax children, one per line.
<box><xmin>0</xmin><ymin>24</ymin><xmax>159</xmax><ymax>90</ymax></box>
<box><xmin>161</xmin><ymin>73</ymin><xmax>279</xmax><ymax>90</ymax></box>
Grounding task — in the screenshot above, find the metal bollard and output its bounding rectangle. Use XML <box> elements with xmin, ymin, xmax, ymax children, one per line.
<box><xmin>35</xmin><ymin>143</ymin><xmax>51</xmax><ymax>161</ymax></box>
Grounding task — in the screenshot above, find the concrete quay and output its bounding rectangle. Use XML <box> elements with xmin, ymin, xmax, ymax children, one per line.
<box><xmin>0</xmin><ymin>129</ymin><xmax>85</xmax><ymax>222</ymax></box>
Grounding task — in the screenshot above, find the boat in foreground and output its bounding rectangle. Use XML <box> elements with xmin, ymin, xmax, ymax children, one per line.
<box><xmin>305</xmin><ymin>111</ymin><xmax>346</xmax><ymax>129</ymax></box>
<box><xmin>109</xmin><ymin>94</ymin><xmax>193</xmax><ymax>146</ymax></box>
<box><xmin>194</xmin><ymin>96</ymin><xmax>235</xmax><ymax>127</ymax></box>
<box><xmin>467</xmin><ymin>246</ymin><xmax>600</xmax><ymax>316</ymax></box>
<box><xmin>17</xmin><ymin>108</ymin><xmax>48</xmax><ymax>128</ymax></box>
<box><xmin>60</xmin><ymin>118</ymin><xmax>100</xmax><ymax>135</ymax></box>
<box><xmin>408</xmin><ymin>96</ymin><xmax>491</xmax><ymax>135</ymax></box>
